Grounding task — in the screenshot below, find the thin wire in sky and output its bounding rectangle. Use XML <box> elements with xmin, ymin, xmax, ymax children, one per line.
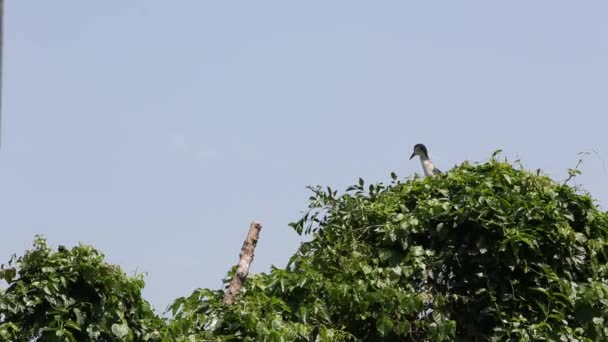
<box><xmin>0</xmin><ymin>0</ymin><xmax>4</xmax><ymax>148</ymax></box>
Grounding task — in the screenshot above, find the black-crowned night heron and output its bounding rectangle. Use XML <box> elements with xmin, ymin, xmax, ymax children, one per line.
<box><xmin>410</xmin><ymin>143</ymin><xmax>442</xmax><ymax>177</ymax></box>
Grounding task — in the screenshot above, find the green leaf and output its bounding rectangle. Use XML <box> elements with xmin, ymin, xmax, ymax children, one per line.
<box><xmin>111</xmin><ymin>322</ymin><xmax>130</xmax><ymax>339</ymax></box>
<box><xmin>376</xmin><ymin>316</ymin><xmax>393</xmax><ymax>337</ymax></box>
<box><xmin>0</xmin><ymin>267</ymin><xmax>16</xmax><ymax>283</ymax></box>
<box><xmin>64</xmin><ymin>320</ymin><xmax>81</xmax><ymax>332</ymax></box>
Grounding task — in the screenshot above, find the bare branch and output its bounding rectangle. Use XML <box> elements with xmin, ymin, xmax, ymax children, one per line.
<box><xmin>223</xmin><ymin>221</ymin><xmax>262</xmax><ymax>305</ymax></box>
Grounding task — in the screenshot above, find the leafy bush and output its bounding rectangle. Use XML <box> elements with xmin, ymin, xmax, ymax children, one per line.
<box><xmin>169</xmin><ymin>156</ymin><xmax>608</xmax><ymax>341</ymax></box>
<box><xmin>0</xmin><ymin>237</ymin><xmax>165</xmax><ymax>341</ymax></box>
<box><xmin>3</xmin><ymin>155</ymin><xmax>608</xmax><ymax>341</ymax></box>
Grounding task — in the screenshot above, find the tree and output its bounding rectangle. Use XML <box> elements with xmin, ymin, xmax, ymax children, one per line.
<box><xmin>0</xmin><ymin>237</ymin><xmax>165</xmax><ymax>341</ymax></box>
<box><xmin>3</xmin><ymin>154</ymin><xmax>608</xmax><ymax>341</ymax></box>
<box><xmin>168</xmin><ymin>156</ymin><xmax>608</xmax><ymax>341</ymax></box>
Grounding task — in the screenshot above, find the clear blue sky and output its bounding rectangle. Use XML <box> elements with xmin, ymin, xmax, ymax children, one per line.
<box><xmin>2</xmin><ymin>1</ymin><xmax>607</xmax><ymax>312</ymax></box>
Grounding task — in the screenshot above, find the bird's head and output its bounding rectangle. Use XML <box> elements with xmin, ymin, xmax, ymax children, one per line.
<box><xmin>410</xmin><ymin>143</ymin><xmax>429</xmax><ymax>160</ymax></box>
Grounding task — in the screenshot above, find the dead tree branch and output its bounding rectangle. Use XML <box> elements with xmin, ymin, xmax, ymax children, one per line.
<box><xmin>223</xmin><ymin>221</ymin><xmax>262</xmax><ymax>305</ymax></box>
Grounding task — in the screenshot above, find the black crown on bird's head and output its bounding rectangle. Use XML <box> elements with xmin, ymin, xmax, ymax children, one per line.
<box><xmin>410</xmin><ymin>143</ymin><xmax>429</xmax><ymax>160</ymax></box>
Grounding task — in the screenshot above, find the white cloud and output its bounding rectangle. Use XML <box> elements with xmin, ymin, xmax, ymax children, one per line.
<box><xmin>171</xmin><ymin>134</ymin><xmax>187</xmax><ymax>150</ymax></box>
<box><xmin>169</xmin><ymin>134</ymin><xmax>222</xmax><ymax>161</ymax></box>
<box><xmin>195</xmin><ymin>148</ymin><xmax>222</xmax><ymax>161</ymax></box>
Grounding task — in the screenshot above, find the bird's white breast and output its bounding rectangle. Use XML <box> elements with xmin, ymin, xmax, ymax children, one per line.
<box><xmin>420</xmin><ymin>159</ymin><xmax>436</xmax><ymax>177</ymax></box>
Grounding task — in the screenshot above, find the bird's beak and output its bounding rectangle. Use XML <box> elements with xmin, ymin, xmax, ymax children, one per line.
<box><xmin>409</xmin><ymin>152</ymin><xmax>416</xmax><ymax>160</ymax></box>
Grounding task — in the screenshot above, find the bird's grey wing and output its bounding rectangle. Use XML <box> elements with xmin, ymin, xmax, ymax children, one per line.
<box><xmin>433</xmin><ymin>168</ymin><xmax>442</xmax><ymax>175</ymax></box>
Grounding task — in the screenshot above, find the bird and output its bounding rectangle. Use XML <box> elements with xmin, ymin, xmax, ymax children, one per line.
<box><xmin>410</xmin><ymin>143</ymin><xmax>442</xmax><ymax>177</ymax></box>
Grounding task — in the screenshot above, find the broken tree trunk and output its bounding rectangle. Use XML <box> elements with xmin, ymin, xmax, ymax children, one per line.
<box><xmin>223</xmin><ymin>221</ymin><xmax>262</xmax><ymax>305</ymax></box>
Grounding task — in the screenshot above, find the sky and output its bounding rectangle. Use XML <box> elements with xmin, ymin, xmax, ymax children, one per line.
<box><xmin>1</xmin><ymin>1</ymin><xmax>607</xmax><ymax>312</ymax></box>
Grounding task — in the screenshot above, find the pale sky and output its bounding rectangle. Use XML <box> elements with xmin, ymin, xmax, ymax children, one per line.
<box><xmin>1</xmin><ymin>1</ymin><xmax>607</xmax><ymax>312</ymax></box>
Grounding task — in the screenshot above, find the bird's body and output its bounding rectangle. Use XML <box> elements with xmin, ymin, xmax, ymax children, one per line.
<box><xmin>420</xmin><ymin>158</ymin><xmax>441</xmax><ymax>177</ymax></box>
<box><xmin>410</xmin><ymin>144</ymin><xmax>441</xmax><ymax>177</ymax></box>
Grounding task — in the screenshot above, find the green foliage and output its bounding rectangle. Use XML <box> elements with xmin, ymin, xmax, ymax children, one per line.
<box><xmin>2</xmin><ymin>155</ymin><xmax>608</xmax><ymax>341</ymax></box>
<box><xmin>0</xmin><ymin>237</ymin><xmax>165</xmax><ymax>341</ymax></box>
<box><xmin>169</xmin><ymin>156</ymin><xmax>608</xmax><ymax>341</ymax></box>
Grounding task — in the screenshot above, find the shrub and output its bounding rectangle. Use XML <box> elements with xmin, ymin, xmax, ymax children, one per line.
<box><xmin>0</xmin><ymin>237</ymin><xmax>165</xmax><ymax>341</ymax></box>
<box><xmin>3</xmin><ymin>155</ymin><xmax>608</xmax><ymax>341</ymax></box>
<box><xmin>170</xmin><ymin>156</ymin><xmax>608</xmax><ymax>341</ymax></box>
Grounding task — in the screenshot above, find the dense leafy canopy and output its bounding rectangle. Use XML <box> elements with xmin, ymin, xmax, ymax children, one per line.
<box><xmin>2</xmin><ymin>155</ymin><xmax>608</xmax><ymax>341</ymax></box>
<box><xmin>0</xmin><ymin>237</ymin><xmax>165</xmax><ymax>341</ymax></box>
